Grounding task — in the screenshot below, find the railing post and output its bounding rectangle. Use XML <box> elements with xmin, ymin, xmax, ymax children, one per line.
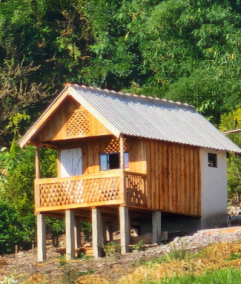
<box><xmin>35</xmin><ymin>145</ymin><xmax>40</xmax><ymax>212</ymax></box>
<box><xmin>35</xmin><ymin>144</ymin><xmax>40</xmax><ymax>179</ymax></box>
<box><xmin>120</xmin><ymin>135</ymin><xmax>126</xmax><ymax>205</ymax></box>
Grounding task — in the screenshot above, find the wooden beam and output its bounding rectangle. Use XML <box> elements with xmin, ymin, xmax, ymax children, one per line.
<box><xmin>223</xmin><ymin>129</ymin><xmax>241</xmax><ymax>135</ymax></box>
<box><xmin>44</xmin><ymin>212</ymin><xmax>65</xmax><ymax>219</ymax></box>
<box><xmin>35</xmin><ymin>170</ymin><xmax>122</xmax><ymax>185</ymax></box>
<box><xmin>35</xmin><ymin>145</ymin><xmax>40</xmax><ymax>213</ymax></box>
<box><xmin>35</xmin><ymin>145</ymin><xmax>40</xmax><ymax>179</ymax></box>
<box><xmin>36</xmin><ymin>199</ymin><xmax>124</xmax><ymax>213</ymax></box>
<box><xmin>40</xmin><ymin>143</ymin><xmax>59</xmax><ymax>150</ymax></box>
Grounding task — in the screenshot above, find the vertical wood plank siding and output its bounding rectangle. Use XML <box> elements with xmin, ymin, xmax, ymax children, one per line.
<box><xmin>56</xmin><ymin>136</ymin><xmax>146</xmax><ymax>176</ymax></box>
<box><xmin>146</xmin><ymin>140</ymin><xmax>201</xmax><ymax>216</ymax></box>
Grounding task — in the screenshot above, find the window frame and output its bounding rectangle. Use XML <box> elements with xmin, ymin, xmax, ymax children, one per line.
<box><xmin>99</xmin><ymin>151</ymin><xmax>129</xmax><ymax>171</ymax></box>
<box><xmin>208</xmin><ymin>153</ymin><xmax>217</xmax><ymax>168</ymax></box>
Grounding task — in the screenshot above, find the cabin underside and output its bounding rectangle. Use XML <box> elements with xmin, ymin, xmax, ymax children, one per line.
<box><xmin>37</xmin><ymin>206</ymin><xmax>202</xmax><ymax>260</ymax></box>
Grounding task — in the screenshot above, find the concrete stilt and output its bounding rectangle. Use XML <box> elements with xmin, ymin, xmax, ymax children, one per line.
<box><xmin>152</xmin><ymin>211</ymin><xmax>162</xmax><ymax>244</ymax></box>
<box><xmin>92</xmin><ymin>208</ymin><xmax>103</xmax><ymax>258</ymax></box>
<box><xmin>106</xmin><ymin>222</ymin><xmax>113</xmax><ymax>242</ymax></box>
<box><xmin>74</xmin><ymin>218</ymin><xmax>81</xmax><ymax>249</ymax></box>
<box><xmin>37</xmin><ymin>213</ymin><xmax>46</xmax><ymax>262</ymax></box>
<box><xmin>119</xmin><ymin>206</ymin><xmax>129</xmax><ymax>254</ymax></box>
<box><xmin>102</xmin><ymin>217</ymin><xmax>107</xmax><ymax>244</ymax></box>
<box><xmin>65</xmin><ymin>210</ymin><xmax>75</xmax><ymax>260</ymax></box>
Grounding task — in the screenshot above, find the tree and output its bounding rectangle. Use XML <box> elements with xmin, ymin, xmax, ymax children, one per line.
<box><xmin>220</xmin><ymin>109</ymin><xmax>241</xmax><ymax>199</ymax></box>
<box><xmin>0</xmin><ymin>145</ymin><xmax>64</xmax><ymax>252</ymax></box>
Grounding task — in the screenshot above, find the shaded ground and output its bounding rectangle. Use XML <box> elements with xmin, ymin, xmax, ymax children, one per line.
<box><xmin>1</xmin><ymin>228</ymin><xmax>241</xmax><ymax>283</ymax></box>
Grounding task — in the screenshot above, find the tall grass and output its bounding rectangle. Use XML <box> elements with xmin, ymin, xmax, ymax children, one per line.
<box><xmin>140</xmin><ymin>268</ymin><xmax>241</xmax><ymax>284</ymax></box>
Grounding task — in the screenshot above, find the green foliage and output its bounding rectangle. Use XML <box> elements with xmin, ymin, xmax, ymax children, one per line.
<box><xmin>77</xmin><ymin>268</ymin><xmax>95</xmax><ymax>277</ymax></box>
<box><xmin>0</xmin><ymin>145</ymin><xmax>60</xmax><ymax>252</ymax></box>
<box><xmin>139</xmin><ymin>268</ymin><xmax>241</xmax><ymax>284</ymax></box>
<box><xmin>81</xmin><ymin>221</ymin><xmax>91</xmax><ymax>232</ymax></box>
<box><xmin>219</xmin><ymin>109</ymin><xmax>241</xmax><ymax>197</ymax></box>
<box><xmin>227</xmin><ymin>253</ymin><xmax>241</xmax><ymax>261</ymax></box>
<box><xmin>1</xmin><ymin>0</ymin><xmax>241</xmax><ymax>143</ymax></box>
<box><xmin>0</xmin><ymin>275</ymin><xmax>18</xmax><ymax>284</ymax></box>
<box><xmin>78</xmin><ymin>252</ymin><xmax>93</xmax><ymax>260</ymax></box>
<box><xmin>132</xmin><ymin>240</ymin><xmax>145</xmax><ymax>252</ymax></box>
<box><xmin>0</xmin><ymin>201</ymin><xmax>21</xmax><ymax>253</ymax></box>
<box><xmin>2</xmin><ymin>0</ymin><xmax>241</xmax><ymax>255</ymax></box>
<box><xmin>169</xmin><ymin>241</ymin><xmax>187</xmax><ymax>261</ymax></box>
<box><xmin>59</xmin><ymin>257</ymin><xmax>78</xmax><ymax>284</ymax></box>
<box><xmin>103</xmin><ymin>241</ymin><xmax>121</xmax><ymax>257</ymax></box>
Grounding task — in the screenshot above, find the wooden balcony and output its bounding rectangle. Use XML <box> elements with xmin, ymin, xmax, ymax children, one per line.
<box><xmin>34</xmin><ymin>171</ymin><xmax>147</xmax><ymax>212</ymax></box>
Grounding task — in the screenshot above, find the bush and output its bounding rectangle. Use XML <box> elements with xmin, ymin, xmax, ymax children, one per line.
<box><xmin>0</xmin><ymin>201</ymin><xmax>21</xmax><ymax>253</ymax></box>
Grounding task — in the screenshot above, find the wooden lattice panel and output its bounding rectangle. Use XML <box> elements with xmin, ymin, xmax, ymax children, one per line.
<box><xmin>126</xmin><ymin>173</ymin><xmax>147</xmax><ymax>207</ymax></box>
<box><xmin>104</xmin><ymin>138</ymin><xmax>128</xmax><ymax>153</ymax></box>
<box><xmin>39</xmin><ymin>176</ymin><xmax>120</xmax><ymax>207</ymax></box>
<box><xmin>67</xmin><ymin>110</ymin><xmax>90</xmax><ymax>137</ymax></box>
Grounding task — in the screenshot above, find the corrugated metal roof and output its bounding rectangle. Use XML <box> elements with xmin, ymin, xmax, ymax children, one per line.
<box><xmin>72</xmin><ymin>85</ymin><xmax>241</xmax><ymax>153</ymax></box>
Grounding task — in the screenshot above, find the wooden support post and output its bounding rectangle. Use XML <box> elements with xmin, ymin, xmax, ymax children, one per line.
<box><xmin>120</xmin><ymin>135</ymin><xmax>126</xmax><ymax>205</ymax></box>
<box><xmin>92</xmin><ymin>208</ymin><xmax>103</xmax><ymax>258</ymax></box>
<box><xmin>35</xmin><ymin>145</ymin><xmax>40</xmax><ymax>179</ymax></box>
<box><xmin>35</xmin><ymin>145</ymin><xmax>40</xmax><ymax>212</ymax></box>
<box><xmin>37</xmin><ymin>213</ymin><xmax>46</xmax><ymax>262</ymax></box>
<box><xmin>152</xmin><ymin>211</ymin><xmax>161</xmax><ymax>245</ymax></box>
<box><xmin>119</xmin><ymin>206</ymin><xmax>129</xmax><ymax>254</ymax></box>
<box><xmin>65</xmin><ymin>210</ymin><xmax>75</xmax><ymax>260</ymax></box>
<box><xmin>74</xmin><ymin>217</ymin><xmax>81</xmax><ymax>249</ymax></box>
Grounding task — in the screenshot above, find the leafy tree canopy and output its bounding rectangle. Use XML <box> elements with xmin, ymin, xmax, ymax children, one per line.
<box><xmin>1</xmin><ymin>0</ymin><xmax>241</xmax><ymax>143</ymax></box>
<box><xmin>1</xmin><ymin>0</ymin><xmax>241</xmax><ymax>251</ymax></box>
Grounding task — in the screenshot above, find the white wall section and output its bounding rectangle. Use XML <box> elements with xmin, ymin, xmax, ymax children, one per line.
<box><xmin>200</xmin><ymin>148</ymin><xmax>227</xmax><ymax>229</ymax></box>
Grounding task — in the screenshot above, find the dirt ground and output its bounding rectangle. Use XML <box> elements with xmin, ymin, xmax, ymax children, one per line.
<box><xmin>1</xmin><ymin>228</ymin><xmax>241</xmax><ymax>283</ymax></box>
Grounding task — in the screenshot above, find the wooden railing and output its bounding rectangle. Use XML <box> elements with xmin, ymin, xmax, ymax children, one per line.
<box><xmin>125</xmin><ymin>172</ymin><xmax>147</xmax><ymax>208</ymax></box>
<box><xmin>34</xmin><ymin>170</ymin><xmax>123</xmax><ymax>212</ymax></box>
<box><xmin>34</xmin><ymin>171</ymin><xmax>147</xmax><ymax>212</ymax></box>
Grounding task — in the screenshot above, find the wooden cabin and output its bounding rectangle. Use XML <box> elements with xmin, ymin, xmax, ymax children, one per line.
<box><xmin>19</xmin><ymin>84</ymin><xmax>241</xmax><ymax>261</ymax></box>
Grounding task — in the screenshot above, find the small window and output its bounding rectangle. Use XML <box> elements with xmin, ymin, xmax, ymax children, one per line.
<box><xmin>208</xmin><ymin>153</ymin><xmax>217</xmax><ymax>168</ymax></box>
<box><xmin>100</xmin><ymin>152</ymin><xmax>129</xmax><ymax>171</ymax></box>
<box><xmin>109</xmin><ymin>153</ymin><xmax>120</xmax><ymax>169</ymax></box>
<box><xmin>124</xmin><ymin>152</ymin><xmax>129</xmax><ymax>168</ymax></box>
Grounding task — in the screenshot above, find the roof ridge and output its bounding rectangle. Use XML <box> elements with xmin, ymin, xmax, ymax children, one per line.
<box><xmin>69</xmin><ymin>84</ymin><xmax>194</xmax><ymax>109</ymax></box>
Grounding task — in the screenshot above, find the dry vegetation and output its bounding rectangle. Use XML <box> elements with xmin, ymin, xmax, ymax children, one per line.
<box><xmin>2</xmin><ymin>241</ymin><xmax>241</xmax><ymax>284</ymax></box>
<box><xmin>118</xmin><ymin>242</ymin><xmax>241</xmax><ymax>284</ymax></box>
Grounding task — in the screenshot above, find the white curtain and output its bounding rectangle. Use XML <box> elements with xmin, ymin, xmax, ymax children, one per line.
<box><xmin>60</xmin><ymin>148</ymin><xmax>82</xmax><ymax>177</ymax></box>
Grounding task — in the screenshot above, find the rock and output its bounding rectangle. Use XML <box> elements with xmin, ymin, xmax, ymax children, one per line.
<box><xmin>173</xmin><ymin>237</ymin><xmax>180</xmax><ymax>243</ymax></box>
<box><xmin>59</xmin><ymin>241</ymin><xmax>65</xmax><ymax>246</ymax></box>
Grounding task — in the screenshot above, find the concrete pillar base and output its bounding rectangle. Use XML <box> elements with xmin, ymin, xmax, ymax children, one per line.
<box><xmin>119</xmin><ymin>206</ymin><xmax>129</xmax><ymax>254</ymax></box>
<box><xmin>152</xmin><ymin>211</ymin><xmax>161</xmax><ymax>244</ymax></box>
<box><xmin>92</xmin><ymin>208</ymin><xmax>103</xmax><ymax>258</ymax></box>
<box><xmin>65</xmin><ymin>210</ymin><xmax>75</xmax><ymax>260</ymax></box>
<box><xmin>37</xmin><ymin>214</ymin><xmax>46</xmax><ymax>262</ymax></box>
